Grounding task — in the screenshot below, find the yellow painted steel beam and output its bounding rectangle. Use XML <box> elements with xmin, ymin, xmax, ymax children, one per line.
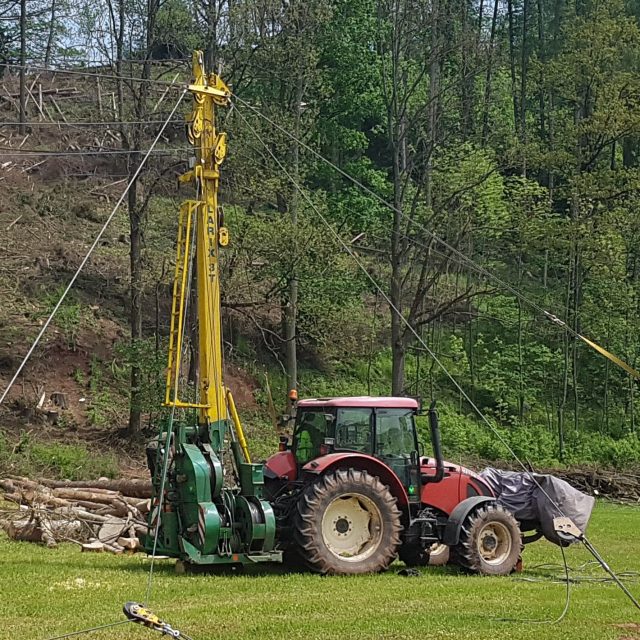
<box><xmin>188</xmin><ymin>51</ymin><xmax>230</xmax><ymax>426</ymax></box>
<box><xmin>227</xmin><ymin>389</ymin><xmax>252</xmax><ymax>463</ymax></box>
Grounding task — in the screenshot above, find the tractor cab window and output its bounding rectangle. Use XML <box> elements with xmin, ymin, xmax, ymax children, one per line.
<box><xmin>375</xmin><ymin>409</ymin><xmax>417</xmax><ymax>457</ymax></box>
<box><xmin>293</xmin><ymin>410</ymin><xmax>330</xmax><ymax>463</ymax></box>
<box><xmin>335</xmin><ymin>408</ymin><xmax>373</xmax><ymax>453</ymax></box>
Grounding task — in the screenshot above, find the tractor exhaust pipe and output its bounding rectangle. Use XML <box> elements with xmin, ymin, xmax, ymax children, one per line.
<box><xmin>424</xmin><ymin>401</ymin><xmax>445</xmax><ymax>484</ymax></box>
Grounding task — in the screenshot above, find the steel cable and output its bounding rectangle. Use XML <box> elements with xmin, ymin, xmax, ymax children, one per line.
<box><xmin>231</xmin><ymin>93</ymin><xmax>634</xmax><ymax>363</ymax></box>
<box><xmin>234</xmin><ymin>102</ymin><xmax>640</xmax><ymax>618</ymax></box>
<box><xmin>0</xmin><ymin>89</ymin><xmax>187</xmax><ymax>404</ymax></box>
<box><xmin>45</xmin><ymin>620</ymin><xmax>132</xmax><ymax>640</ymax></box>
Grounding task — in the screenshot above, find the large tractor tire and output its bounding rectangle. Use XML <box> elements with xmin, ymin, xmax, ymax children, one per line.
<box><xmin>294</xmin><ymin>469</ymin><xmax>402</xmax><ymax>574</ymax></box>
<box><xmin>453</xmin><ymin>503</ymin><xmax>521</xmax><ymax>576</ymax></box>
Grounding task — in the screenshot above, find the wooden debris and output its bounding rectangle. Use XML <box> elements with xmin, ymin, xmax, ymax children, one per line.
<box><xmin>117</xmin><ymin>536</ymin><xmax>140</xmax><ymax>551</ymax></box>
<box><xmin>35</xmin><ymin>477</ymin><xmax>153</xmax><ymax>498</ymax></box>
<box><xmin>0</xmin><ymin>476</ymin><xmax>149</xmax><ymax>554</ymax></box>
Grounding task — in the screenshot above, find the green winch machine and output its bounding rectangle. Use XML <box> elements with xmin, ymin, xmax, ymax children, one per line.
<box><xmin>144</xmin><ymin>51</ymin><xmax>280</xmax><ymax>567</ymax></box>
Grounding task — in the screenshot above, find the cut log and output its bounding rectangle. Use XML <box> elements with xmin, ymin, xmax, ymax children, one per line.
<box><xmin>7</xmin><ymin>518</ymin><xmax>42</xmax><ymax>543</ymax></box>
<box><xmin>82</xmin><ymin>541</ymin><xmax>105</xmax><ymax>552</ymax></box>
<box><xmin>0</xmin><ymin>479</ymin><xmax>16</xmax><ymax>493</ymax></box>
<box><xmin>98</xmin><ymin>520</ymin><xmax>128</xmax><ymax>544</ymax></box>
<box><xmin>51</xmin><ymin>489</ymin><xmax>121</xmax><ymax>504</ymax></box>
<box><xmin>39</xmin><ymin>478</ymin><xmax>152</xmax><ymax>498</ymax></box>
<box><xmin>117</xmin><ymin>537</ymin><xmax>139</xmax><ymax>551</ymax></box>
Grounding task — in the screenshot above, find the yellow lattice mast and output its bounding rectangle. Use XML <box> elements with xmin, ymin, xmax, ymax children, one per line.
<box><xmin>164</xmin><ymin>51</ymin><xmax>249</xmax><ymax>460</ymax></box>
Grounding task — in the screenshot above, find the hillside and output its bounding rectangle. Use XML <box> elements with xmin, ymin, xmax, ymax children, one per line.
<box><xmin>3</xmin><ymin>1</ymin><xmax>640</xmax><ymax>477</ymax></box>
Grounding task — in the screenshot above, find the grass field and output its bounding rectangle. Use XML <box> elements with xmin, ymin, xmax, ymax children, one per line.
<box><xmin>1</xmin><ymin>501</ymin><xmax>639</xmax><ymax>640</ymax></box>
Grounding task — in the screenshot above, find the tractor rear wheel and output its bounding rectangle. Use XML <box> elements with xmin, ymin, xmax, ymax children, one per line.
<box><xmin>294</xmin><ymin>469</ymin><xmax>402</xmax><ymax>574</ymax></box>
<box><xmin>453</xmin><ymin>503</ymin><xmax>521</xmax><ymax>575</ymax></box>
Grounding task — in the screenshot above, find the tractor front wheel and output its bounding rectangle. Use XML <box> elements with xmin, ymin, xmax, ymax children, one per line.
<box><xmin>294</xmin><ymin>469</ymin><xmax>402</xmax><ymax>574</ymax></box>
<box><xmin>453</xmin><ymin>503</ymin><xmax>521</xmax><ymax>575</ymax></box>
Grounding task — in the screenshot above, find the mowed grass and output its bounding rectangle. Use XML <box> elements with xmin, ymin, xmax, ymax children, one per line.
<box><xmin>1</xmin><ymin>501</ymin><xmax>639</xmax><ymax>640</ymax></box>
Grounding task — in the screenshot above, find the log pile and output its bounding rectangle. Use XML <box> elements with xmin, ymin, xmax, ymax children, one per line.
<box><xmin>0</xmin><ymin>476</ymin><xmax>151</xmax><ymax>553</ymax></box>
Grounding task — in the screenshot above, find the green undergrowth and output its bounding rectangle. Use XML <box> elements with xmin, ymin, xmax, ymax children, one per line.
<box><xmin>0</xmin><ymin>432</ymin><xmax>118</xmax><ymax>481</ymax></box>
<box><xmin>1</xmin><ymin>502</ymin><xmax>639</xmax><ymax>640</ymax></box>
<box><xmin>242</xmin><ymin>355</ymin><xmax>640</xmax><ymax>470</ymax></box>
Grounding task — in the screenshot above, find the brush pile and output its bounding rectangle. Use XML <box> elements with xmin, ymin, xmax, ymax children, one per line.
<box><xmin>537</xmin><ymin>468</ymin><xmax>640</xmax><ymax>503</ymax></box>
<box><xmin>0</xmin><ymin>476</ymin><xmax>151</xmax><ymax>553</ymax></box>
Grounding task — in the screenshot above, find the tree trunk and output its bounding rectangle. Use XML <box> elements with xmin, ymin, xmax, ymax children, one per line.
<box><xmin>205</xmin><ymin>0</ymin><xmax>219</xmax><ymax>72</ymax></box>
<box><xmin>285</xmin><ymin>76</ymin><xmax>304</xmax><ymax>400</ymax></box>
<box><xmin>517</xmin><ymin>297</ymin><xmax>525</xmax><ymax>421</ymax></box>
<box><xmin>536</xmin><ymin>0</ymin><xmax>546</xmax><ymax>143</ymax></box>
<box><xmin>520</xmin><ymin>0</ymin><xmax>529</xmax><ymax>175</ymax></box>
<box><xmin>481</xmin><ymin>0</ymin><xmax>500</xmax><ymax>146</ymax></box>
<box><xmin>507</xmin><ymin>0</ymin><xmax>519</xmax><ymax>137</ymax></box>
<box><xmin>391</xmin><ymin>125</ymin><xmax>405</xmax><ymax>395</ymax></box>
<box><xmin>126</xmin><ymin>1</ymin><xmax>158</xmax><ymax>435</ymax></box>
<box><xmin>425</xmin><ymin>0</ymin><xmax>441</xmax><ymax>209</ymax></box>
<box><xmin>44</xmin><ymin>0</ymin><xmax>57</xmax><ymax>68</ymax></box>
<box><xmin>460</xmin><ymin>0</ymin><xmax>474</xmax><ymax>137</ymax></box>
<box><xmin>19</xmin><ymin>0</ymin><xmax>27</xmax><ymax>135</ymax></box>
<box><xmin>128</xmin><ymin>170</ymin><xmax>143</xmax><ymax>436</ymax></box>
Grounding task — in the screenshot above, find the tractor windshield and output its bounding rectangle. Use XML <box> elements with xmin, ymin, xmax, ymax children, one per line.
<box><xmin>335</xmin><ymin>408</ymin><xmax>373</xmax><ymax>453</ymax></box>
<box><xmin>375</xmin><ymin>409</ymin><xmax>417</xmax><ymax>457</ymax></box>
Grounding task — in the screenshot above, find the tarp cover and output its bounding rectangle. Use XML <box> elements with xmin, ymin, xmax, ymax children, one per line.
<box><xmin>479</xmin><ymin>467</ymin><xmax>595</xmax><ymax>545</ymax></box>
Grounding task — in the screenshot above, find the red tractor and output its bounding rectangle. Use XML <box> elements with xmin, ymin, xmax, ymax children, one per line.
<box><xmin>264</xmin><ymin>396</ymin><xmax>522</xmax><ymax>575</ymax></box>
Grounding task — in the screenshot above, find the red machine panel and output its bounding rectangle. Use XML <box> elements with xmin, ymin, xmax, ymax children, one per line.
<box><xmin>420</xmin><ymin>458</ymin><xmax>494</xmax><ymax>514</ymax></box>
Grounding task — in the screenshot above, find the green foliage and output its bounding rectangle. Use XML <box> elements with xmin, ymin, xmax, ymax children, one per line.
<box><xmin>0</xmin><ymin>431</ymin><xmax>118</xmax><ymax>481</ymax></box>
<box><xmin>86</xmin><ymin>356</ymin><xmax>116</xmax><ymax>427</ymax></box>
<box><xmin>8</xmin><ymin>0</ymin><xmax>640</xmax><ymax>477</ymax></box>
<box><xmin>153</xmin><ymin>0</ymin><xmax>201</xmax><ymax>58</ymax></box>
<box><xmin>26</xmin><ymin>442</ymin><xmax>118</xmax><ymax>480</ymax></box>
<box><xmin>432</xmin><ymin>144</ymin><xmax>510</xmax><ymax>238</ymax></box>
<box><xmin>42</xmin><ymin>288</ymin><xmax>85</xmax><ymax>350</ymax></box>
<box><xmin>224</xmin><ymin>205</ymin><xmax>368</xmax><ymax>359</ymax></box>
<box><xmin>114</xmin><ymin>337</ymin><xmax>166</xmax><ymax>415</ymax></box>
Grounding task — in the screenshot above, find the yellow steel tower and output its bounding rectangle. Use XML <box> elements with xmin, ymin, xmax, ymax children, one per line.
<box><xmin>164</xmin><ymin>51</ymin><xmax>249</xmax><ymax>460</ymax></box>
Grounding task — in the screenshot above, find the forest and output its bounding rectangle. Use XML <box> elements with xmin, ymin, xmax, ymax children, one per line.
<box><xmin>2</xmin><ymin>0</ymin><xmax>640</xmax><ymax>471</ymax></box>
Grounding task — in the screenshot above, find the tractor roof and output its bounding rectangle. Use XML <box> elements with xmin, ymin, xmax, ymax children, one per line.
<box><xmin>297</xmin><ymin>396</ymin><xmax>419</xmax><ymax>409</ymax></box>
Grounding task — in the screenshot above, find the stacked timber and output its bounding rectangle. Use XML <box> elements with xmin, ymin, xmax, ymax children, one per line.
<box><xmin>0</xmin><ymin>476</ymin><xmax>151</xmax><ymax>553</ymax></box>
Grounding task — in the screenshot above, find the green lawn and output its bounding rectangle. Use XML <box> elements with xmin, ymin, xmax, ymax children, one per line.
<box><xmin>1</xmin><ymin>501</ymin><xmax>639</xmax><ymax>640</ymax></box>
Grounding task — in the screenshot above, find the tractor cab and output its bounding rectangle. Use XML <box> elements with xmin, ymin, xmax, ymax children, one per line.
<box><xmin>268</xmin><ymin>397</ymin><xmax>424</xmax><ymax>500</ymax></box>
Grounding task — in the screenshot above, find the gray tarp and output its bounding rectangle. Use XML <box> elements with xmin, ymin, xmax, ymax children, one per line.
<box><xmin>479</xmin><ymin>467</ymin><xmax>595</xmax><ymax>545</ymax></box>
